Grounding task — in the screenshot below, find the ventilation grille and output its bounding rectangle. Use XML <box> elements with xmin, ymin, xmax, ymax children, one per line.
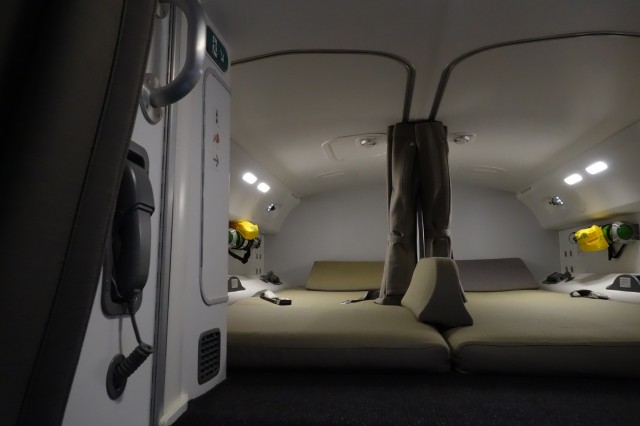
<box><xmin>322</xmin><ymin>133</ymin><xmax>387</xmax><ymax>161</ymax></box>
<box><xmin>198</xmin><ymin>328</ymin><xmax>221</xmax><ymax>384</ymax></box>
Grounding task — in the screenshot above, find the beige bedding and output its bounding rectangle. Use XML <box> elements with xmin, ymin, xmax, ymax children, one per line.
<box><xmin>228</xmin><ymin>287</ymin><xmax>450</xmax><ymax>371</ymax></box>
<box><xmin>444</xmin><ymin>290</ymin><xmax>640</xmax><ymax>377</ymax></box>
<box><xmin>227</xmin><ymin>260</ymin><xmax>640</xmax><ymax>377</ymax></box>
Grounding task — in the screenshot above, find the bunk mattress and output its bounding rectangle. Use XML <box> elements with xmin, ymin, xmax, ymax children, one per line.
<box><xmin>444</xmin><ymin>290</ymin><xmax>640</xmax><ymax>377</ymax></box>
<box><xmin>227</xmin><ymin>287</ymin><xmax>451</xmax><ymax>371</ymax></box>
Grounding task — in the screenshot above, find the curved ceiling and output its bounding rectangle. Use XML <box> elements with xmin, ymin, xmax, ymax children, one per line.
<box><xmin>439</xmin><ymin>36</ymin><xmax>640</xmax><ymax>192</ymax></box>
<box><xmin>203</xmin><ymin>0</ymin><xmax>640</xmax><ymax>197</ymax></box>
<box><xmin>231</xmin><ymin>53</ymin><xmax>407</xmax><ymax>196</ymax></box>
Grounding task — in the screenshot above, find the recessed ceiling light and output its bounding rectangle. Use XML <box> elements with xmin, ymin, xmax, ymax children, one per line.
<box><xmin>450</xmin><ymin>133</ymin><xmax>476</xmax><ymax>145</ymax></box>
<box><xmin>585</xmin><ymin>161</ymin><xmax>608</xmax><ymax>175</ymax></box>
<box><xmin>564</xmin><ymin>173</ymin><xmax>583</xmax><ymax>185</ymax></box>
<box><xmin>242</xmin><ymin>172</ymin><xmax>257</xmax><ymax>184</ymax></box>
<box><xmin>257</xmin><ymin>182</ymin><xmax>270</xmax><ymax>193</ymax></box>
<box><xmin>357</xmin><ymin>136</ymin><xmax>378</xmax><ymax>147</ymax></box>
<box><xmin>548</xmin><ymin>196</ymin><xmax>564</xmax><ymax>206</ymax></box>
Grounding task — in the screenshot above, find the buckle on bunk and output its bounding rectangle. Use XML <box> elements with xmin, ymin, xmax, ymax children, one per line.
<box><xmin>570</xmin><ymin>289</ymin><xmax>609</xmax><ymax>300</ymax></box>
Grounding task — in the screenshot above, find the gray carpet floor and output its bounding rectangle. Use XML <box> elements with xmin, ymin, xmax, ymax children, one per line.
<box><xmin>173</xmin><ymin>371</ymin><xmax>640</xmax><ymax>425</ymax></box>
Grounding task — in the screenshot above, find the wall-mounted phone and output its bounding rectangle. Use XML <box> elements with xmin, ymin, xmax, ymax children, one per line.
<box><xmin>102</xmin><ymin>141</ymin><xmax>155</xmax><ymax>316</ymax></box>
<box><xmin>102</xmin><ymin>141</ymin><xmax>156</xmax><ymax>400</ymax></box>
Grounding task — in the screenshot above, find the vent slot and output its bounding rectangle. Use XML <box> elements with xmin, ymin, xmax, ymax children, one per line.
<box><xmin>198</xmin><ymin>329</ymin><xmax>221</xmax><ymax>384</ymax></box>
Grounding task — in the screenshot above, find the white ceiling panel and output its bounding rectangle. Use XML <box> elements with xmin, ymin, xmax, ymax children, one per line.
<box><xmin>231</xmin><ymin>54</ymin><xmax>407</xmax><ymax>196</ymax></box>
<box><xmin>202</xmin><ymin>0</ymin><xmax>640</xmax><ymax>197</ymax></box>
<box><xmin>439</xmin><ymin>37</ymin><xmax>640</xmax><ymax>192</ymax></box>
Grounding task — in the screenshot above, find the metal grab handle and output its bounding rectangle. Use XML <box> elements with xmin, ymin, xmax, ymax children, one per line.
<box><xmin>140</xmin><ymin>0</ymin><xmax>206</xmax><ymax>123</ymax></box>
<box><xmin>152</xmin><ymin>0</ymin><xmax>206</xmax><ymax>107</ymax></box>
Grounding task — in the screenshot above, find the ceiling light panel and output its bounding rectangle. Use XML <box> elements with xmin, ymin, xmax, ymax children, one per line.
<box><xmin>585</xmin><ymin>161</ymin><xmax>608</xmax><ymax>175</ymax></box>
<box><xmin>242</xmin><ymin>172</ymin><xmax>257</xmax><ymax>184</ymax></box>
<box><xmin>564</xmin><ymin>173</ymin><xmax>583</xmax><ymax>185</ymax></box>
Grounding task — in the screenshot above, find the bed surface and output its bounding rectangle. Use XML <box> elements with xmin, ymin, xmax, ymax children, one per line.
<box><xmin>228</xmin><ymin>287</ymin><xmax>450</xmax><ymax>371</ymax></box>
<box><xmin>227</xmin><ymin>259</ymin><xmax>640</xmax><ymax>377</ymax></box>
<box><xmin>444</xmin><ymin>290</ymin><xmax>640</xmax><ymax>377</ymax></box>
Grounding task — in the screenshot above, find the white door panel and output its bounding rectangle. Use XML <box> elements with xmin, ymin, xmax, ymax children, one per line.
<box><xmin>201</xmin><ymin>69</ymin><xmax>231</xmax><ymax>304</ymax></box>
<box><xmin>63</xmin><ymin>14</ymin><xmax>170</xmax><ymax>426</ymax></box>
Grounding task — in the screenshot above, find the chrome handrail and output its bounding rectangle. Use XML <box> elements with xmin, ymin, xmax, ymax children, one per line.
<box><xmin>428</xmin><ymin>31</ymin><xmax>640</xmax><ymax>121</ymax></box>
<box><xmin>151</xmin><ymin>0</ymin><xmax>206</xmax><ymax>107</ymax></box>
<box><xmin>141</xmin><ymin>0</ymin><xmax>206</xmax><ymax>124</ymax></box>
<box><xmin>233</xmin><ymin>49</ymin><xmax>416</xmax><ymax>123</ymax></box>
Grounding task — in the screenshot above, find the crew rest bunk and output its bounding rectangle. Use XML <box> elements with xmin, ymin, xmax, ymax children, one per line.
<box><xmin>227</xmin><ymin>259</ymin><xmax>640</xmax><ymax>377</ymax></box>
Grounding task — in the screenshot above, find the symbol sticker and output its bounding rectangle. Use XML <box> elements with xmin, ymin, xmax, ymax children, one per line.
<box><xmin>206</xmin><ymin>27</ymin><xmax>229</xmax><ymax>72</ymax></box>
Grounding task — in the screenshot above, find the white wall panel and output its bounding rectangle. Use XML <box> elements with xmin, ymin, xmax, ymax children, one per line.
<box><xmin>450</xmin><ymin>183</ymin><xmax>560</xmax><ymax>282</ymax></box>
<box><xmin>265</xmin><ymin>184</ymin><xmax>387</xmax><ymax>285</ymax></box>
<box><xmin>265</xmin><ymin>182</ymin><xmax>559</xmax><ymax>285</ymax></box>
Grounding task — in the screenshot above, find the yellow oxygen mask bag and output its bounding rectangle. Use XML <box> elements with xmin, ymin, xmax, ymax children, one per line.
<box><xmin>573</xmin><ymin>225</ymin><xmax>609</xmax><ymax>252</ymax></box>
<box><xmin>228</xmin><ymin>220</ymin><xmax>261</xmax><ymax>264</ymax></box>
<box><xmin>230</xmin><ymin>220</ymin><xmax>259</xmax><ymax>240</ymax></box>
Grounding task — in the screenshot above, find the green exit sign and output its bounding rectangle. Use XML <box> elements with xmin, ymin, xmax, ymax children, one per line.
<box><xmin>206</xmin><ymin>27</ymin><xmax>229</xmax><ymax>72</ymax></box>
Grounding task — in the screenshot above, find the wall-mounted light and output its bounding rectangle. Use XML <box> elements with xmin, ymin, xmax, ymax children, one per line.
<box><xmin>356</xmin><ymin>136</ymin><xmax>378</xmax><ymax>147</ymax></box>
<box><xmin>548</xmin><ymin>196</ymin><xmax>564</xmax><ymax>206</ymax></box>
<box><xmin>586</xmin><ymin>161</ymin><xmax>608</xmax><ymax>175</ymax></box>
<box><xmin>257</xmin><ymin>182</ymin><xmax>270</xmax><ymax>193</ymax></box>
<box><xmin>242</xmin><ymin>172</ymin><xmax>257</xmax><ymax>184</ymax></box>
<box><xmin>450</xmin><ymin>132</ymin><xmax>476</xmax><ymax>145</ymax></box>
<box><xmin>564</xmin><ymin>173</ymin><xmax>582</xmax><ymax>185</ymax></box>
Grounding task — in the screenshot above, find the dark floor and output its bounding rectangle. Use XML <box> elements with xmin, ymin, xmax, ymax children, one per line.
<box><xmin>174</xmin><ymin>370</ymin><xmax>640</xmax><ymax>425</ymax></box>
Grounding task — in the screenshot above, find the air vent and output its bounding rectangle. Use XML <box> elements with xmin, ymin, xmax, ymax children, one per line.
<box><xmin>198</xmin><ymin>329</ymin><xmax>221</xmax><ymax>384</ymax></box>
<box><xmin>449</xmin><ymin>132</ymin><xmax>476</xmax><ymax>145</ymax></box>
<box><xmin>322</xmin><ymin>133</ymin><xmax>386</xmax><ymax>161</ymax></box>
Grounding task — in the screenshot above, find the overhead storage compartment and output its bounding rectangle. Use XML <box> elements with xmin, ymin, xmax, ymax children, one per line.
<box><xmin>517</xmin><ymin>120</ymin><xmax>640</xmax><ymax>230</ymax></box>
<box><xmin>229</xmin><ymin>142</ymin><xmax>300</xmax><ymax>234</ymax></box>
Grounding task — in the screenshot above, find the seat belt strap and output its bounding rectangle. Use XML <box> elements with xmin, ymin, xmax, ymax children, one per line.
<box><xmin>608</xmin><ymin>244</ymin><xmax>626</xmax><ymax>261</ymax></box>
<box><xmin>228</xmin><ymin>248</ymin><xmax>251</xmax><ymax>264</ymax></box>
<box><xmin>570</xmin><ymin>289</ymin><xmax>609</xmax><ymax>300</ymax></box>
<box><xmin>341</xmin><ymin>290</ymin><xmax>380</xmax><ymax>304</ymax></box>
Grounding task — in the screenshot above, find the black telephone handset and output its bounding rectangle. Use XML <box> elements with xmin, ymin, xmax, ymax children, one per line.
<box><xmin>104</xmin><ymin>141</ymin><xmax>156</xmax><ymax>400</ymax></box>
<box><xmin>111</xmin><ymin>158</ymin><xmax>155</xmax><ymax>301</ymax></box>
<box><xmin>102</xmin><ymin>141</ymin><xmax>155</xmax><ymax>316</ymax></box>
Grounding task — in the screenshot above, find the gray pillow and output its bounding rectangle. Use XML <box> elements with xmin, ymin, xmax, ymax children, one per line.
<box><xmin>401</xmin><ymin>257</ymin><xmax>473</xmax><ymax>329</ymax></box>
<box><xmin>455</xmin><ymin>258</ymin><xmax>538</xmax><ymax>292</ymax></box>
